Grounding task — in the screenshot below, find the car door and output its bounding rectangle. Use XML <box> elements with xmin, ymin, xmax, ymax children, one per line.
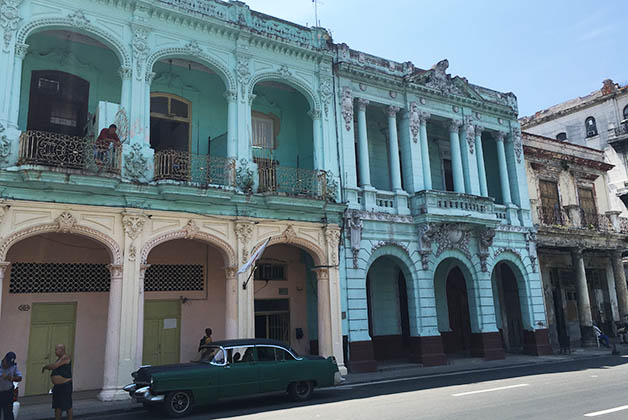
<box><xmin>257</xmin><ymin>346</ymin><xmax>298</xmax><ymax>393</ymax></box>
<box><xmin>219</xmin><ymin>346</ymin><xmax>259</xmax><ymax>398</ymax></box>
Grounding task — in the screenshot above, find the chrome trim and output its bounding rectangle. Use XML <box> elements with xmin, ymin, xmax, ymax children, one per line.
<box><xmin>146</xmin><ymin>394</ymin><xmax>165</xmax><ymax>402</ymax></box>
<box><xmin>334</xmin><ymin>372</ymin><xmax>345</xmax><ymax>386</ymax></box>
<box><xmin>123</xmin><ymin>384</ymin><xmax>137</xmax><ymax>393</ymax></box>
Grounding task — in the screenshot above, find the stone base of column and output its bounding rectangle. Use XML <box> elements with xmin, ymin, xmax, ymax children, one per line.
<box><xmin>471</xmin><ymin>332</ymin><xmax>505</xmax><ymax>360</ymax></box>
<box><xmin>409</xmin><ymin>336</ymin><xmax>447</xmax><ymax>366</ymax></box>
<box><xmin>98</xmin><ymin>388</ymin><xmax>130</xmax><ymax>402</ymax></box>
<box><xmin>348</xmin><ymin>340</ymin><xmax>377</xmax><ymax>372</ymax></box>
<box><xmin>522</xmin><ymin>329</ymin><xmax>553</xmax><ymax>356</ymax></box>
<box><xmin>580</xmin><ymin>325</ymin><xmax>597</xmax><ymax>347</ymax></box>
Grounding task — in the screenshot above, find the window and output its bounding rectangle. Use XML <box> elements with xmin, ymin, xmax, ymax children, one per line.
<box><xmin>556</xmin><ymin>132</ymin><xmax>567</xmax><ymax>141</ymax></box>
<box><xmin>256</xmin><ymin>346</ymin><xmax>276</xmax><ymax>362</ymax></box>
<box><xmin>443</xmin><ymin>159</ymin><xmax>454</xmax><ymax>192</ymax></box>
<box><xmin>254</xmin><ymin>263</ymin><xmax>285</xmax><ymax>281</ymax></box>
<box><xmin>578</xmin><ymin>187</ymin><xmax>597</xmax><ymax>226</ymax></box>
<box><xmin>585</xmin><ymin>117</ymin><xmax>598</xmax><ymax>137</ymax></box>
<box><xmin>623</xmin><ymin>105</ymin><xmax>628</xmax><ymax>122</ymax></box>
<box><xmin>538</xmin><ymin>180</ymin><xmax>562</xmax><ymax>224</ymax></box>
<box><xmin>252</xmin><ymin>113</ymin><xmax>275</xmax><ymax>149</ymax></box>
<box><xmin>150</xmin><ymin>93</ymin><xmax>191</xmax><ymax>152</ymax></box>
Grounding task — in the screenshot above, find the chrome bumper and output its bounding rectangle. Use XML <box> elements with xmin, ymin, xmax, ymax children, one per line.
<box><xmin>123</xmin><ymin>384</ymin><xmax>165</xmax><ymax>403</ymax></box>
<box><xmin>334</xmin><ymin>372</ymin><xmax>345</xmax><ymax>386</ymax></box>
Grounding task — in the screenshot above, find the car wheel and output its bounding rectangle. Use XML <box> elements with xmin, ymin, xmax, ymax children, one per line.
<box><xmin>165</xmin><ymin>391</ymin><xmax>193</xmax><ymax>417</ymax></box>
<box><xmin>288</xmin><ymin>380</ymin><xmax>314</xmax><ymax>402</ymax></box>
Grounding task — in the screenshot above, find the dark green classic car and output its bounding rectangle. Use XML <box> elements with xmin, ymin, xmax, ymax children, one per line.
<box><xmin>123</xmin><ymin>339</ymin><xmax>343</xmax><ymax>417</ymax></box>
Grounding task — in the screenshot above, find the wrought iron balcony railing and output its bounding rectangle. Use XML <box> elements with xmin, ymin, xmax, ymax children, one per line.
<box><xmin>536</xmin><ymin>205</ymin><xmax>628</xmax><ymax>233</ymax></box>
<box><xmin>154</xmin><ymin>149</ymin><xmax>235</xmax><ymax>188</ymax></box>
<box><xmin>257</xmin><ymin>166</ymin><xmax>327</xmax><ymax>199</ymax></box>
<box><xmin>537</xmin><ymin>205</ymin><xmax>567</xmax><ymax>226</ymax></box>
<box><xmin>18</xmin><ymin>130</ymin><xmax>121</xmax><ymax>174</ymax></box>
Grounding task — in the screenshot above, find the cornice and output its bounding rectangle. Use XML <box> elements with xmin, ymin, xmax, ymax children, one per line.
<box><xmin>523</xmin><ymin>145</ymin><xmax>613</xmax><ymax>172</ymax></box>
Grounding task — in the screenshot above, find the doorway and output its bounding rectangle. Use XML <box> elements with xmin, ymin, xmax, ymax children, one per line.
<box><xmin>445</xmin><ymin>267</ymin><xmax>472</xmax><ymax>353</ymax></box>
<box><xmin>143</xmin><ymin>300</ymin><xmax>181</xmax><ymax>366</ymax></box>
<box><xmin>255</xmin><ymin>298</ymin><xmax>290</xmax><ymax>343</ymax></box>
<box><xmin>150</xmin><ymin>93</ymin><xmax>191</xmax><ymax>152</ymax></box>
<box><xmin>496</xmin><ymin>263</ymin><xmax>523</xmax><ymax>351</ymax></box>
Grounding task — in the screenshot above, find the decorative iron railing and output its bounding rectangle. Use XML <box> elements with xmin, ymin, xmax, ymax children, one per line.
<box><xmin>18</xmin><ymin>130</ymin><xmax>121</xmax><ymax>174</ymax></box>
<box><xmin>580</xmin><ymin>210</ymin><xmax>614</xmax><ymax>231</ymax></box>
<box><xmin>154</xmin><ymin>150</ymin><xmax>235</xmax><ymax>188</ymax></box>
<box><xmin>257</xmin><ymin>166</ymin><xmax>327</xmax><ymax>199</ymax></box>
<box><xmin>537</xmin><ymin>205</ymin><xmax>567</xmax><ymax>226</ymax></box>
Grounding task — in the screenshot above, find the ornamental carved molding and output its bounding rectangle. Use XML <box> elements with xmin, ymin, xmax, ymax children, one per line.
<box><xmin>183</xmin><ymin>219</ymin><xmax>200</xmax><ymax>239</ymax></box>
<box><xmin>124</xmin><ymin>143</ymin><xmax>148</xmax><ymax>182</ymax></box>
<box><xmin>114</xmin><ymin>107</ymin><xmax>129</xmax><ymax>143</ymax></box>
<box><xmin>417</xmin><ymin>223</ymin><xmax>434</xmax><ymax>270</ymax></box>
<box><xmin>385</xmin><ymin>106</ymin><xmax>400</xmax><ymax>118</ymax></box>
<box><xmin>184</xmin><ymin>40</ymin><xmax>203</xmax><ymax>56</ymax></box>
<box><xmin>0</xmin><ymin>123</ymin><xmax>10</xmax><ymax>163</ymax></box>
<box><xmin>346</xmin><ymin>210</ymin><xmax>363</xmax><ymax>269</ymax></box>
<box><xmin>341</xmin><ymin>87</ymin><xmax>353</xmax><ymax>131</ymax></box>
<box><xmin>0</xmin><ymin>200</ymin><xmax>7</xmax><ymax>226</ymax></box>
<box><xmin>282</xmin><ymin>225</ymin><xmax>297</xmax><ymax>243</ymax></box>
<box><xmin>464</xmin><ymin>119</ymin><xmax>475</xmax><ymax>154</ymax></box>
<box><xmin>234</xmin><ymin>222</ymin><xmax>254</xmax><ymax>263</ymax></box>
<box><xmin>525</xmin><ymin>230</ymin><xmax>538</xmax><ymax>272</ymax></box>
<box><xmin>131</xmin><ymin>24</ymin><xmax>150</xmax><ymax>80</ymax></box>
<box><xmin>319</xmin><ymin>78</ymin><xmax>332</xmax><ymax>117</ymax></box>
<box><xmin>249</xmin><ymin>232</ymin><xmax>325</xmax><ymax>267</ymax></box>
<box><xmin>409</xmin><ymin>102</ymin><xmax>420</xmax><ymax>143</ymax></box>
<box><xmin>427</xmin><ymin>223</ymin><xmax>472</xmax><ymax>260</ymax></box>
<box><xmin>1</xmin><ymin>0</ymin><xmax>23</xmax><ymax>51</ymax></box>
<box><xmin>0</xmin><ymin>213</ymin><xmax>123</xmax><ymax>264</ymax></box>
<box><xmin>349</xmin><ymin>210</ymin><xmax>414</xmax><ymax>224</ymax></box>
<box><xmin>477</xmin><ymin>227</ymin><xmax>495</xmax><ymax>272</ymax></box>
<box><xmin>225</xmin><ymin>266</ymin><xmax>238</xmax><ymax>279</ymax></box>
<box><xmin>278</xmin><ymin>64</ymin><xmax>291</xmax><ymax>79</ymax></box>
<box><xmin>109</xmin><ymin>264</ymin><xmax>123</xmax><ymax>279</ymax></box>
<box><xmin>493</xmin><ymin>247</ymin><xmax>523</xmax><ymax>262</ymax></box>
<box><xmin>512</xmin><ymin>127</ymin><xmax>523</xmax><ymax>164</ymax></box>
<box><xmin>371</xmin><ymin>240</ymin><xmax>410</xmax><ymax>256</ymax></box>
<box><xmin>235</xmin><ymin>55</ymin><xmax>251</xmax><ymax>100</ymax></box>
<box><xmin>325</xmin><ymin>227</ymin><xmax>341</xmax><ymax>266</ymax></box>
<box><xmin>121</xmin><ymin>213</ymin><xmax>147</xmax><ymax>240</ymax></box>
<box><xmin>67</xmin><ymin>9</ymin><xmax>90</xmax><ymax>29</ymax></box>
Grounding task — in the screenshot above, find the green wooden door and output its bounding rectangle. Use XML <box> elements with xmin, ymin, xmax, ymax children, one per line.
<box><xmin>26</xmin><ymin>303</ymin><xmax>76</xmax><ymax>396</ymax></box>
<box><xmin>143</xmin><ymin>300</ymin><xmax>181</xmax><ymax>366</ymax></box>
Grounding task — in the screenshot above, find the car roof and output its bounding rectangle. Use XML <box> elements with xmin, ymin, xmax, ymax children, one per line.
<box><xmin>201</xmin><ymin>338</ymin><xmax>289</xmax><ymax>348</ymax></box>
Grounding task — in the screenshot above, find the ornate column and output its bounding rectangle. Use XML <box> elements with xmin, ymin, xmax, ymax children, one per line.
<box><xmin>309</xmin><ymin>109</ymin><xmax>323</xmax><ymax>170</ymax></box>
<box><xmin>495</xmin><ymin>132</ymin><xmax>512</xmax><ymax>205</ymax></box>
<box><xmin>448</xmin><ymin>120</ymin><xmax>465</xmax><ymax>193</ymax></box>
<box><xmin>225</xmin><ymin>90</ymin><xmax>238</xmax><ymax>159</ymax></box>
<box><xmin>118</xmin><ymin>66</ymin><xmax>132</xmax><ymax>119</ymax></box>
<box><xmin>98</xmin><ymin>264</ymin><xmax>124</xmax><ymax>401</ymax></box>
<box><xmin>572</xmin><ymin>248</ymin><xmax>595</xmax><ymax>346</ymax></box>
<box><xmin>474</xmin><ymin>126</ymin><xmax>488</xmax><ymax>197</ymax></box>
<box><xmin>135</xmin><ymin>263</ymin><xmax>150</xmax><ymax>367</ymax></box>
<box><xmin>312</xmin><ymin>267</ymin><xmax>332</xmax><ymax>358</ymax></box>
<box><xmin>324</xmin><ymin>226</ymin><xmax>346</xmax><ymax>374</ymax></box>
<box><xmin>386</xmin><ymin>106</ymin><xmax>402</xmax><ymax>192</ymax></box>
<box><xmin>356</xmin><ymin>98</ymin><xmax>372</xmax><ymax>189</ymax></box>
<box><xmin>0</xmin><ymin>262</ymin><xmax>10</xmax><ymax>324</ymax></box>
<box><xmin>224</xmin><ymin>266</ymin><xmax>238</xmax><ymax>339</ymax></box>
<box><xmin>7</xmin><ymin>43</ymin><xmax>28</xmax><ymax>128</ymax></box>
<box><xmin>234</xmin><ymin>222</ymin><xmax>254</xmax><ymax>338</ymax></box>
<box><xmin>611</xmin><ymin>250</ymin><xmax>628</xmax><ymax>319</ymax></box>
<box><xmin>459</xmin><ymin>120</ymin><xmax>480</xmax><ymax>195</ymax></box>
<box><xmin>419</xmin><ymin>112</ymin><xmax>432</xmax><ymax>190</ymax></box>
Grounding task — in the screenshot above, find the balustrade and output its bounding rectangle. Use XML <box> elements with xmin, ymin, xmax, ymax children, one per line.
<box><xmin>154</xmin><ymin>149</ymin><xmax>235</xmax><ymax>188</ymax></box>
<box><xmin>257</xmin><ymin>165</ymin><xmax>327</xmax><ymax>199</ymax></box>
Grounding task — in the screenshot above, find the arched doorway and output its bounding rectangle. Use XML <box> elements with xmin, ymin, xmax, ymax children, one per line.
<box><xmin>252</xmin><ymin>244</ymin><xmax>317</xmax><ymax>356</ymax></box>
<box><xmin>1</xmin><ymin>232</ymin><xmax>113</xmax><ymax>395</ymax></box>
<box><xmin>143</xmin><ymin>238</ymin><xmax>227</xmax><ymax>366</ymax></box>
<box><xmin>366</xmin><ymin>256</ymin><xmax>411</xmax><ymax>361</ymax></box>
<box><xmin>444</xmin><ymin>267</ymin><xmax>472</xmax><ymax>353</ymax></box>
<box><xmin>492</xmin><ymin>262</ymin><xmax>524</xmax><ymax>352</ymax></box>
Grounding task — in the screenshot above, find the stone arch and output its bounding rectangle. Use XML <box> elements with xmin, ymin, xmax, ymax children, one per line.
<box><xmin>0</xmin><ymin>219</ymin><xmax>122</xmax><ymax>265</ymax></box>
<box><xmin>16</xmin><ymin>16</ymin><xmax>130</xmax><ymax>67</ymax></box>
<box><xmin>146</xmin><ymin>48</ymin><xmax>236</xmax><ymax>92</ymax></box>
<box><xmin>249</xmin><ymin>232</ymin><xmax>325</xmax><ymax>267</ymax></box>
<box><xmin>363</xmin><ymin>243</ymin><xmax>418</xmax><ymax>289</ymax></box>
<box><xmin>140</xmin><ymin>228</ymin><xmax>236</xmax><ymax>269</ymax></box>
<box><xmin>249</xmin><ymin>71</ymin><xmax>321</xmax><ymax>113</ymax></box>
<box><xmin>491</xmin><ymin>252</ymin><xmax>533</xmax><ymax>330</ymax></box>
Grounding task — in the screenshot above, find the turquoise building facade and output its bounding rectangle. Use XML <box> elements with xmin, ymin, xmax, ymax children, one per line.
<box><xmin>0</xmin><ymin>0</ymin><xmax>549</xmax><ymax>397</ymax></box>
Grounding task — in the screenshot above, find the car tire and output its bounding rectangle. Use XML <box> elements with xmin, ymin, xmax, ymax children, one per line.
<box><xmin>288</xmin><ymin>380</ymin><xmax>314</xmax><ymax>402</ymax></box>
<box><xmin>165</xmin><ymin>391</ymin><xmax>193</xmax><ymax>418</ymax></box>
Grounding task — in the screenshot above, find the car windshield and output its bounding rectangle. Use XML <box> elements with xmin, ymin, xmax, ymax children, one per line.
<box><xmin>195</xmin><ymin>346</ymin><xmax>225</xmax><ymax>365</ymax></box>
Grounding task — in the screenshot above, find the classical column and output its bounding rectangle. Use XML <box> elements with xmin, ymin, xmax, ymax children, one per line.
<box><xmin>419</xmin><ymin>112</ymin><xmax>432</xmax><ymax>190</ymax></box>
<box><xmin>118</xmin><ymin>67</ymin><xmax>132</xmax><ymax>116</ymax></box>
<box><xmin>143</xmin><ymin>72</ymin><xmax>155</xmax><ymax>143</ymax></box>
<box><xmin>135</xmin><ymin>264</ymin><xmax>150</xmax><ymax>367</ymax></box>
<box><xmin>572</xmin><ymin>249</ymin><xmax>595</xmax><ymax>346</ymax></box>
<box><xmin>225</xmin><ymin>90</ymin><xmax>238</xmax><ymax>158</ymax></box>
<box><xmin>356</xmin><ymin>98</ymin><xmax>372</xmax><ymax>188</ymax></box>
<box><xmin>313</xmin><ymin>267</ymin><xmax>332</xmax><ymax>358</ymax></box>
<box><xmin>0</xmin><ymin>263</ymin><xmax>9</xmax><ymax>324</ymax></box>
<box><xmin>474</xmin><ymin>126</ymin><xmax>488</xmax><ymax>197</ymax></box>
<box><xmin>611</xmin><ymin>250</ymin><xmax>628</xmax><ymax>319</ymax></box>
<box><xmin>386</xmin><ymin>106</ymin><xmax>402</xmax><ymax>192</ymax></box>
<box><xmin>99</xmin><ymin>264</ymin><xmax>124</xmax><ymax>401</ymax></box>
<box><xmin>309</xmin><ymin>109</ymin><xmax>323</xmax><ymax>170</ymax></box>
<box><xmin>7</xmin><ymin>44</ymin><xmax>29</xmax><ymax>126</ymax></box>
<box><xmin>459</xmin><ymin>121</ymin><xmax>480</xmax><ymax>195</ymax></box>
<box><xmin>448</xmin><ymin>120</ymin><xmax>465</xmax><ymax>193</ymax></box>
<box><xmin>495</xmin><ymin>132</ymin><xmax>512</xmax><ymax>205</ymax></box>
<box><xmin>224</xmin><ymin>266</ymin><xmax>238</xmax><ymax>339</ymax></box>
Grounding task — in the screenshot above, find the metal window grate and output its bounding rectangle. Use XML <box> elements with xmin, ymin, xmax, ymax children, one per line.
<box><xmin>145</xmin><ymin>264</ymin><xmax>204</xmax><ymax>291</ymax></box>
<box><xmin>9</xmin><ymin>262</ymin><xmax>110</xmax><ymax>293</ymax></box>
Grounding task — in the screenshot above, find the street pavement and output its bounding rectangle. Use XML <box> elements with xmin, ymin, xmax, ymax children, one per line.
<box><xmin>62</xmin><ymin>355</ymin><xmax>628</xmax><ymax>420</ymax></box>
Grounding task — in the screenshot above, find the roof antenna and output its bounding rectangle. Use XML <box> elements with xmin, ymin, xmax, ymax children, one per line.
<box><xmin>313</xmin><ymin>0</ymin><xmax>323</xmax><ymax>27</ymax></box>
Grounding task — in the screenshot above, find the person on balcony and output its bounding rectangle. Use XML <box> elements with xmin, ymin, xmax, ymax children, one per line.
<box><xmin>94</xmin><ymin>124</ymin><xmax>121</xmax><ymax>169</ymax></box>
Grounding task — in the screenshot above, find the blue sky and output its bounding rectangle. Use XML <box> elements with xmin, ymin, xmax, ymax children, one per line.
<box><xmin>243</xmin><ymin>0</ymin><xmax>627</xmax><ymax>117</ymax></box>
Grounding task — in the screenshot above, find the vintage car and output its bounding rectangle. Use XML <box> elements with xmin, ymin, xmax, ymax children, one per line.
<box><xmin>123</xmin><ymin>338</ymin><xmax>343</xmax><ymax>417</ymax></box>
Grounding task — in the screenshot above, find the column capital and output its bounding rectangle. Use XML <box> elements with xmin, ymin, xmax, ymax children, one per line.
<box><xmin>15</xmin><ymin>43</ymin><xmax>29</xmax><ymax>59</ymax></box>
<box><xmin>418</xmin><ymin>111</ymin><xmax>431</xmax><ymax>125</ymax></box>
<box><xmin>494</xmin><ymin>131</ymin><xmax>507</xmax><ymax>142</ymax></box>
<box><xmin>0</xmin><ymin>262</ymin><xmax>10</xmax><ymax>277</ymax></box>
<box><xmin>225</xmin><ymin>266</ymin><xmax>238</xmax><ymax>279</ymax></box>
<box><xmin>312</xmin><ymin>267</ymin><xmax>330</xmax><ymax>281</ymax></box>
<box><xmin>571</xmin><ymin>247</ymin><xmax>584</xmax><ymax>258</ymax></box>
<box><xmin>474</xmin><ymin>125</ymin><xmax>485</xmax><ymax>136</ymax></box>
<box><xmin>356</xmin><ymin>98</ymin><xmax>369</xmax><ymax>112</ymax></box>
<box><xmin>145</xmin><ymin>71</ymin><xmax>156</xmax><ymax>84</ymax></box>
<box><xmin>449</xmin><ymin>119</ymin><xmax>463</xmax><ymax>133</ymax></box>
<box><xmin>308</xmin><ymin>108</ymin><xmax>322</xmax><ymax>120</ymax></box>
<box><xmin>223</xmin><ymin>89</ymin><xmax>237</xmax><ymax>102</ymax></box>
<box><xmin>118</xmin><ymin>66</ymin><xmax>133</xmax><ymax>81</ymax></box>
<box><xmin>139</xmin><ymin>264</ymin><xmax>151</xmax><ymax>276</ymax></box>
<box><xmin>109</xmin><ymin>264</ymin><xmax>124</xmax><ymax>279</ymax></box>
<box><xmin>385</xmin><ymin>105</ymin><xmax>400</xmax><ymax>118</ymax></box>
<box><xmin>611</xmin><ymin>249</ymin><xmax>624</xmax><ymax>259</ymax></box>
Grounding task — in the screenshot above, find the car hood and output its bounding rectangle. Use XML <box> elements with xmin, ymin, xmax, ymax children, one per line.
<box><xmin>133</xmin><ymin>362</ymin><xmax>208</xmax><ymax>383</ymax></box>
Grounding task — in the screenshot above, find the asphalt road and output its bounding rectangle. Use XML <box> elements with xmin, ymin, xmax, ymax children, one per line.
<box><xmin>83</xmin><ymin>356</ymin><xmax>628</xmax><ymax>420</ymax></box>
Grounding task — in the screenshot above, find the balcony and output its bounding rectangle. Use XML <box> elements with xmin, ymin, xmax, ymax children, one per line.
<box><xmin>536</xmin><ymin>205</ymin><xmax>628</xmax><ymax>234</ymax></box>
<box><xmin>412</xmin><ymin>190</ymin><xmax>499</xmax><ymax>224</ymax></box>
<box><xmin>257</xmin><ymin>166</ymin><xmax>328</xmax><ymax>200</ymax></box>
<box><xmin>608</xmin><ymin>124</ymin><xmax>628</xmax><ymax>148</ymax></box>
<box><xmin>154</xmin><ymin>150</ymin><xmax>235</xmax><ymax>188</ymax></box>
<box><xmin>18</xmin><ymin>130</ymin><xmax>121</xmax><ymax>175</ymax></box>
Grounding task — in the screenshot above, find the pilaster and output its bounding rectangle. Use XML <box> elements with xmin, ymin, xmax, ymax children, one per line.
<box><xmin>459</xmin><ymin>120</ymin><xmax>480</xmax><ymax>195</ymax></box>
<box><xmin>398</xmin><ymin>103</ymin><xmax>424</xmax><ymax>194</ymax></box>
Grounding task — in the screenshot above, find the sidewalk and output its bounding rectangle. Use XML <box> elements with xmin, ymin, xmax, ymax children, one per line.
<box><xmin>18</xmin><ymin>346</ymin><xmax>624</xmax><ymax>420</ymax></box>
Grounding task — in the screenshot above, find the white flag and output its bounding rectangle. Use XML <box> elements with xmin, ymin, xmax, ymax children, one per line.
<box><xmin>237</xmin><ymin>237</ymin><xmax>270</xmax><ymax>275</ymax></box>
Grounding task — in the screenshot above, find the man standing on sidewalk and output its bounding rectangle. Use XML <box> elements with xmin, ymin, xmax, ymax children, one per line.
<box><xmin>42</xmin><ymin>344</ymin><xmax>73</xmax><ymax>420</ymax></box>
<box><xmin>0</xmin><ymin>352</ymin><xmax>22</xmax><ymax>420</ymax></box>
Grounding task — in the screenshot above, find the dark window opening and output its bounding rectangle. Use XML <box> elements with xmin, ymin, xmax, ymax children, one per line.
<box><xmin>150</xmin><ymin>94</ymin><xmax>191</xmax><ymax>152</ymax></box>
<box><xmin>556</xmin><ymin>132</ymin><xmax>567</xmax><ymax>141</ymax></box>
<box><xmin>443</xmin><ymin>159</ymin><xmax>454</xmax><ymax>192</ymax></box>
<box><xmin>254</xmin><ymin>263</ymin><xmax>285</xmax><ymax>281</ymax></box>
<box><xmin>585</xmin><ymin>117</ymin><xmax>598</xmax><ymax>137</ymax></box>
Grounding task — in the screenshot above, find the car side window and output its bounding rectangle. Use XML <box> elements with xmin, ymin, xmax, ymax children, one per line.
<box><xmin>227</xmin><ymin>346</ymin><xmax>253</xmax><ymax>364</ymax></box>
<box><xmin>275</xmin><ymin>348</ymin><xmax>295</xmax><ymax>361</ymax></box>
<box><xmin>257</xmin><ymin>346</ymin><xmax>276</xmax><ymax>362</ymax></box>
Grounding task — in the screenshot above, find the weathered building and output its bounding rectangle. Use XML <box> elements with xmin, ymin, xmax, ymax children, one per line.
<box><xmin>523</xmin><ymin>132</ymin><xmax>628</xmax><ymax>347</ymax></box>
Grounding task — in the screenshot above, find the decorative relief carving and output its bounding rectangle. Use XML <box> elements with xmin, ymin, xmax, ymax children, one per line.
<box><xmin>56</xmin><ymin>211</ymin><xmax>77</xmax><ymax>233</ymax></box>
<box><xmin>183</xmin><ymin>219</ymin><xmax>200</xmax><ymax>239</ymax></box>
<box><xmin>325</xmin><ymin>227</ymin><xmax>341</xmax><ymax>266</ymax></box>
<box><xmin>421</xmin><ymin>59</ymin><xmax>462</xmax><ymax>95</ymax></box>
<box><xmin>0</xmin><ymin>200</ymin><xmax>8</xmax><ymax>225</ymax></box>
<box><xmin>449</xmin><ymin>119</ymin><xmax>462</xmax><ymax>133</ymax></box>
<box><xmin>67</xmin><ymin>9</ymin><xmax>90</xmax><ymax>28</ymax></box>
<box><xmin>114</xmin><ymin>108</ymin><xmax>129</xmax><ymax>143</ymax></box>
<box><xmin>145</xmin><ymin>71</ymin><xmax>156</xmax><ymax>84</ymax></box>
<box><xmin>319</xmin><ymin>78</ymin><xmax>332</xmax><ymax>117</ymax></box>
<box><xmin>118</xmin><ymin>66</ymin><xmax>132</xmax><ymax>81</ymax></box>
<box><xmin>493</xmin><ymin>247</ymin><xmax>523</xmax><ymax>261</ymax></box>
<box><xmin>474</xmin><ymin>125</ymin><xmax>484</xmax><ymax>138</ymax></box>
<box><xmin>308</xmin><ymin>109</ymin><xmax>322</xmax><ymax>120</ymax></box>
<box><xmin>278</xmin><ymin>64</ymin><xmax>291</xmax><ymax>78</ymax></box>
<box><xmin>282</xmin><ymin>225</ymin><xmax>296</xmax><ymax>243</ymax></box>
<box><xmin>525</xmin><ymin>230</ymin><xmax>538</xmax><ymax>272</ymax></box>
<box><xmin>346</xmin><ymin>210</ymin><xmax>363</xmax><ymax>269</ymax></box>
<box><xmin>511</xmin><ymin>127</ymin><xmax>523</xmax><ymax>163</ymax></box>
<box><xmin>477</xmin><ymin>227</ymin><xmax>495</xmax><ymax>272</ymax></box>
<box><xmin>235</xmin><ymin>222</ymin><xmax>254</xmax><ymax>264</ymax></box>
<box><xmin>109</xmin><ymin>264</ymin><xmax>123</xmax><ymax>278</ymax></box>
<box><xmin>128</xmin><ymin>245</ymin><xmax>137</xmax><ymax>261</ymax></box>
<box><xmin>124</xmin><ymin>143</ymin><xmax>148</xmax><ymax>182</ymax></box>
<box><xmin>224</xmin><ymin>89</ymin><xmax>237</xmax><ymax>102</ymax></box>
<box><xmin>121</xmin><ymin>213</ymin><xmax>147</xmax><ymax>240</ymax></box>
<box><xmin>385</xmin><ymin>106</ymin><xmax>400</xmax><ymax>119</ymax></box>
<box><xmin>1</xmin><ymin>0</ymin><xmax>23</xmax><ymax>51</ymax></box>
<box><xmin>131</xmin><ymin>24</ymin><xmax>150</xmax><ymax>80</ymax></box>
<box><xmin>409</xmin><ymin>102</ymin><xmax>420</xmax><ymax>143</ymax></box>
<box><xmin>0</xmin><ymin>123</ymin><xmax>10</xmax><ymax>163</ymax></box>
<box><xmin>417</xmin><ymin>223</ymin><xmax>435</xmax><ymax>270</ymax></box>
<box><xmin>184</xmin><ymin>40</ymin><xmax>202</xmax><ymax>56</ymax></box>
<box><xmin>225</xmin><ymin>266</ymin><xmax>238</xmax><ymax>279</ymax></box>
<box><xmin>341</xmin><ymin>88</ymin><xmax>353</xmax><ymax>131</ymax></box>
<box><xmin>371</xmin><ymin>240</ymin><xmax>409</xmax><ymax>255</ymax></box>
<box><xmin>430</xmin><ymin>223</ymin><xmax>472</xmax><ymax>260</ymax></box>
<box><xmin>14</xmin><ymin>41</ymin><xmax>27</xmax><ymax>58</ymax></box>
<box><xmin>235</xmin><ymin>55</ymin><xmax>250</xmax><ymax>100</ymax></box>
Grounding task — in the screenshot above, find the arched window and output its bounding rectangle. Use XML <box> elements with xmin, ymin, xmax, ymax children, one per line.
<box><xmin>556</xmin><ymin>132</ymin><xmax>567</xmax><ymax>141</ymax></box>
<box><xmin>149</xmin><ymin>93</ymin><xmax>191</xmax><ymax>152</ymax></box>
<box><xmin>585</xmin><ymin>117</ymin><xmax>598</xmax><ymax>137</ymax></box>
<box><xmin>623</xmin><ymin>105</ymin><xmax>628</xmax><ymax>122</ymax></box>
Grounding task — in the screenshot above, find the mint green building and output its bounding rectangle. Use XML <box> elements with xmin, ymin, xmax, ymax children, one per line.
<box><xmin>0</xmin><ymin>0</ymin><xmax>549</xmax><ymax>398</ymax></box>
